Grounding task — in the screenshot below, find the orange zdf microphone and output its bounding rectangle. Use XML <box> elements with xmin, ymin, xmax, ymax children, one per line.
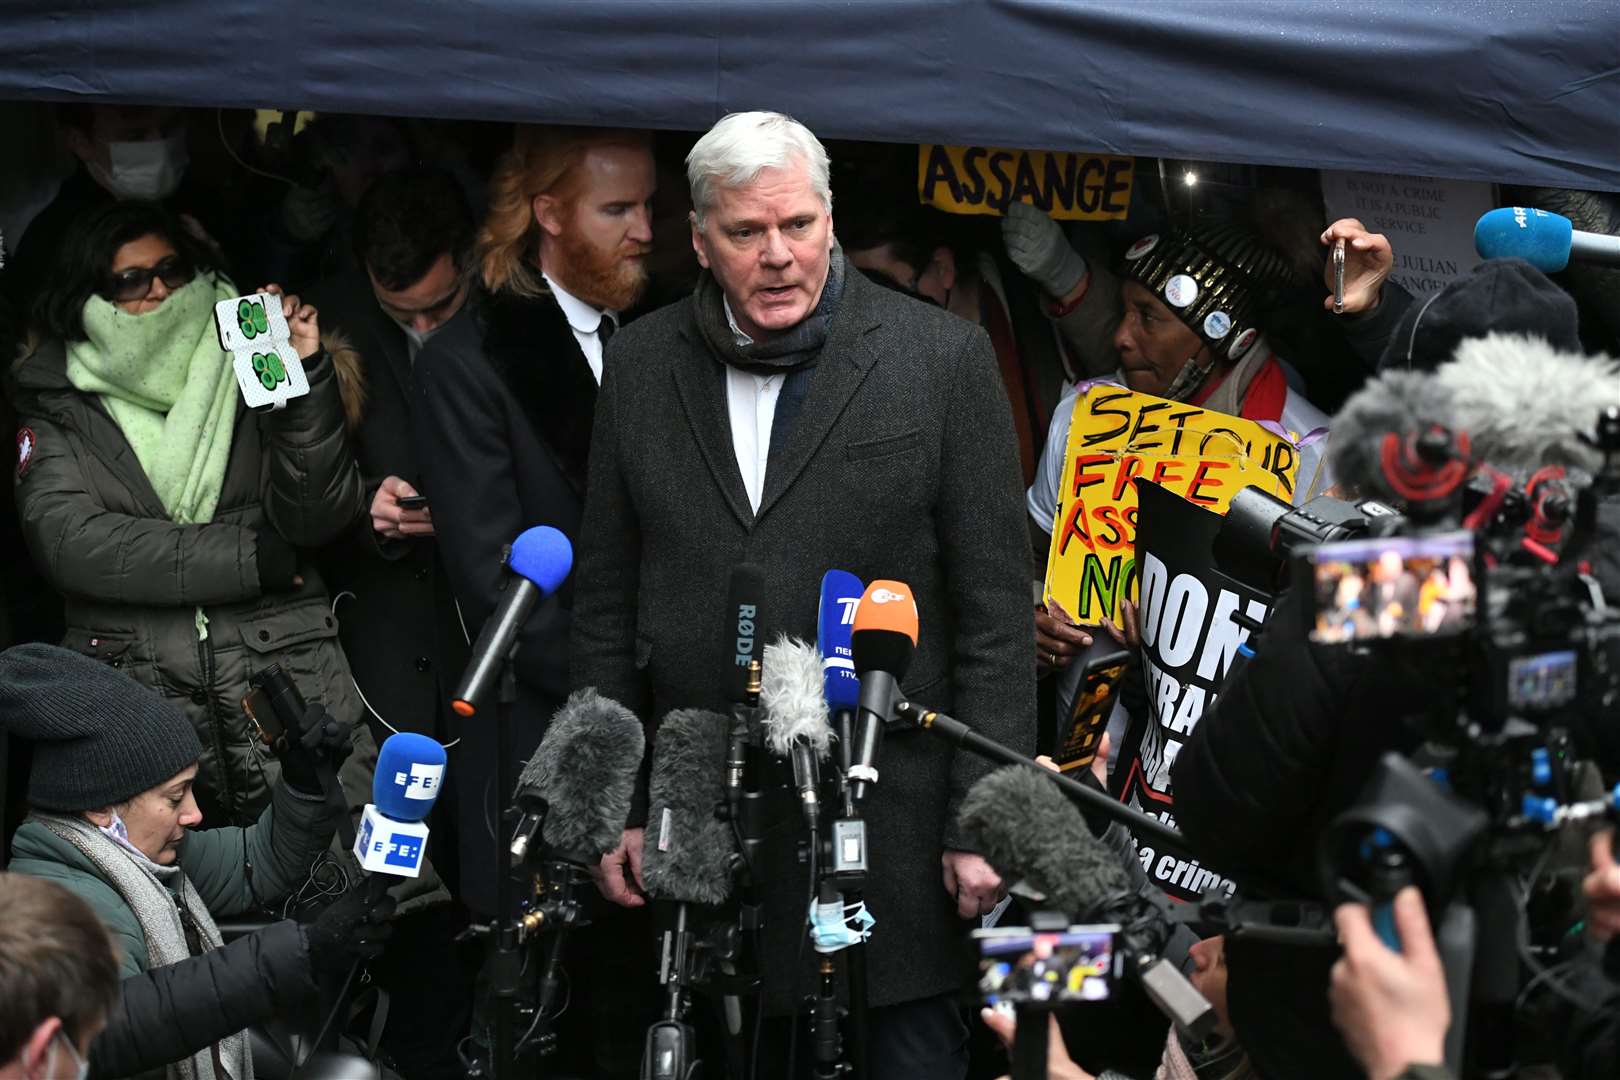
<box><xmin>848</xmin><ymin>580</ymin><xmax>919</xmax><ymax>804</ymax></box>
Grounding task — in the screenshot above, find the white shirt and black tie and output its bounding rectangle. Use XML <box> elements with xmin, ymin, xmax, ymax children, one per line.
<box><xmin>543</xmin><ymin>271</ymin><xmax>618</xmax><ymax>386</ymax></box>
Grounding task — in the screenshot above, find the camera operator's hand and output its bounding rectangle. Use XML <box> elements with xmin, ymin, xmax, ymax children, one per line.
<box><xmin>979</xmin><ymin>1006</ymin><xmax>1095</xmax><ymax>1080</ymax></box>
<box><xmin>258</xmin><ymin>283</ymin><xmax>320</xmax><ymax>361</ymax></box>
<box><xmin>276</xmin><ymin>702</ymin><xmax>353</xmax><ymax>797</ymax></box>
<box><xmin>304</xmin><ymin>886</ymin><xmax>397</xmax><ymax>975</ymax></box>
<box><xmin>1320</xmin><ymin>219</ymin><xmax>1393</xmax><ymax>316</ymax></box>
<box><xmin>1583</xmin><ymin>829</ymin><xmax>1620</xmax><ymax>942</ymax></box>
<box><xmin>1036</xmin><ymin>597</ymin><xmax>1092</xmax><ymax>675</ymax></box>
<box><xmin>1331</xmin><ymin>888</ymin><xmax>1449</xmax><ymax>1080</ymax></box>
<box><xmin>591</xmin><ymin>827</ymin><xmax>646</xmax><ymax>908</ymax></box>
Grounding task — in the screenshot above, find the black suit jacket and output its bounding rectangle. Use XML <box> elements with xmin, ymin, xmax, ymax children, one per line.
<box><xmin>412</xmin><ymin>288</ymin><xmax>599</xmax><ymax>913</ymax></box>
<box><xmin>572</xmin><ymin>268</ymin><xmax>1036</xmax><ymax>1011</ymax></box>
<box><xmin>308</xmin><ymin>272</ymin><xmax>471</xmax><ymax>746</ymax></box>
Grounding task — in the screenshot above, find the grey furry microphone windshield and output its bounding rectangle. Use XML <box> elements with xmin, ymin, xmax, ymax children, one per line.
<box><xmin>957</xmin><ymin>764</ymin><xmax>1132</xmax><ymax>916</ymax></box>
<box><xmin>761</xmin><ymin>635</ymin><xmax>832</xmax><ymax>759</ymax></box>
<box><xmin>642</xmin><ymin>708</ymin><xmax>737</xmax><ymax>905</ymax></box>
<box><xmin>513</xmin><ymin>688</ymin><xmax>644</xmax><ymax>860</ymax></box>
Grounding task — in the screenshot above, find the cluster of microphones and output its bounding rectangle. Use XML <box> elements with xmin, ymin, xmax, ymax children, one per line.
<box><xmin>356</xmin><ymin>523</ymin><xmax>1217</xmax><ymax>1078</ymax></box>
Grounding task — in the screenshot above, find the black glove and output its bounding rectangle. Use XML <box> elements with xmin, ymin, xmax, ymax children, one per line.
<box><xmin>277</xmin><ymin>703</ymin><xmax>352</xmax><ymax>796</ymax></box>
<box><xmin>303</xmin><ymin>886</ymin><xmax>397</xmax><ymax>976</ymax></box>
<box><xmin>255</xmin><ymin>529</ymin><xmax>299</xmax><ymax>592</ymax></box>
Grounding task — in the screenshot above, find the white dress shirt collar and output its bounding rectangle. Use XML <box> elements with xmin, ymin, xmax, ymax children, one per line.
<box><xmin>543</xmin><ymin>271</ymin><xmax>617</xmax><ymax>385</ymax></box>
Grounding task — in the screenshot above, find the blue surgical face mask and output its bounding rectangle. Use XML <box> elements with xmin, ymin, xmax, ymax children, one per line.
<box><xmin>30</xmin><ymin>1031</ymin><xmax>89</xmax><ymax>1080</ymax></box>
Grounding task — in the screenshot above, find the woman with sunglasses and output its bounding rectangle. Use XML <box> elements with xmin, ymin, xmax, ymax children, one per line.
<box><xmin>9</xmin><ymin>200</ymin><xmax>380</xmax><ymax>836</ymax></box>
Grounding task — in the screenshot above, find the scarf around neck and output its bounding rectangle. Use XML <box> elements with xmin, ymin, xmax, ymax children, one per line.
<box><xmin>65</xmin><ymin>274</ymin><xmax>240</xmax><ymax>524</ymax></box>
<box><xmin>31</xmin><ymin>812</ymin><xmax>252</xmax><ymax>1080</ymax></box>
<box><xmin>695</xmin><ymin>248</ymin><xmax>847</xmax><ymax>374</ymax></box>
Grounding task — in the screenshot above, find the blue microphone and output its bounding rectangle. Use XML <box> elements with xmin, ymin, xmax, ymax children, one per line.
<box><xmin>452</xmin><ymin>526</ymin><xmax>574</xmax><ymax>716</ymax></box>
<box><xmin>817</xmin><ymin>569</ymin><xmax>863</xmax><ymax>779</ymax></box>
<box><xmin>355</xmin><ymin>732</ymin><xmax>447</xmax><ymax>879</ymax></box>
<box><xmin>1474</xmin><ymin>206</ymin><xmax>1620</xmax><ymax>272</ymax></box>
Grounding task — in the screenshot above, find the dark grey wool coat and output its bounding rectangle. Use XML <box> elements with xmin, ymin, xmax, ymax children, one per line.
<box><xmin>571</xmin><ymin>266</ymin><xmax>1036</xmax><ymax>1012</ymax></box>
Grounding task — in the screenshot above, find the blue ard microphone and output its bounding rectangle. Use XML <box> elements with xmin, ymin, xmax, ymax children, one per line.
<box><xmin>452</xmin><ymin>526</ymin><xmax>573</xmax><ymax>717</ymax></box>
<box><xmin>1474</xmin><ymin>206</ymin><xmax>1620</xmax><ymax>272</ymax></box>
<box><xmin>354</xmin><ymin>731</ymin><xmax>447</xmax><ymax>879</ymax></box>
<box><xmin>817</xmin><ymin>570</ymin><xmax>863</xmax><ymax>777</ymax></box>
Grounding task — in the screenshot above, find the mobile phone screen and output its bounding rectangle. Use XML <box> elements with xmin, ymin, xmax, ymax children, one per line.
<box><xmin>973</xmin><ymin>925</ymin><xmax>1121</xmax><ymax>1004</ymax></box>
<box><xmin>1053</xmin><ymin>650</ymin><xmax>1130</xmax><ymax>774</ymax></box>
<box><xmin>1308</xmin><ymin>530</ymin><xmax>1476</xmax><ymax>643</ymax></box>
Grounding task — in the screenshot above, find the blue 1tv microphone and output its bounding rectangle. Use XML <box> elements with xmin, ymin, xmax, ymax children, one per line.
<box><xmin>452</xmin><ymin>526</ymin><xmax>573</xmax><ymax>717</ymax></box>
<box><xmin>355</xmin><ymin>731</ymin><xmax>446</xmax><ymax>881</ymax></box>
<box><xmin>1474</xmin><ymin>206</ymin><xmax>1620</xmax><ymax>272</ymax></box>
<box><xmin>817</xmin><ymin>569</ymin><xmax>863</xmax><ymax>778</ymax></box>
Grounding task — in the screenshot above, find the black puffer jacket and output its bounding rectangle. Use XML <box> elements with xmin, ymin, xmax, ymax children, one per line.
<box><xmin>1171</xmin><ymin>583</ymin><xmax>1433</xmax><ymax>1080</ymax></box>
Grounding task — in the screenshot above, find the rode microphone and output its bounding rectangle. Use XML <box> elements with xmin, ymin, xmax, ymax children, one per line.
<box><xmin>848</xmin><ymin>580</ymin><xmax>919</xmax><ymax>804</ymax></box>
<box><xmin>452</xmin><ymin>526</ymin><xmax>573</xmax><ymax>717</ymax></box>
<box><xmin>725</xmin><ymin>563</ymin><xmax>766</xmax><ymax>704</ymax></box>
<box><xmin>761</xmin><ymin>635</ymin><xmax>833</xmax><ymax>831</ymax></box>
<box><xmin>1474</xmin><ymin>207</ymin><xmax>1620</xmax><ymax>272</ymax></box>
<box><xmin>817</xmin><ymin>569</ymin><xmax>863</xmax><ymax>777</ymax></box>
<box><xmin>959</xmin><ymin>765</ymin><xmax>1216</xmax><ymax>1040</ymax></box>
<box><xmin>355</xmin><ymin>732</ymin><xmax>447</xmax><ymax>882</ymax></box>
<box><xmin>509</xmin><ymin>689</ymin><xmax>644</xmax><ymax>862</ymax></box>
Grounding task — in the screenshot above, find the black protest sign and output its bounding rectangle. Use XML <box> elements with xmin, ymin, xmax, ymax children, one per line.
<box><xmin>1110</xmin><ymin>480</ymin><xmax>1273</xmax><ymax>902</ymax></box>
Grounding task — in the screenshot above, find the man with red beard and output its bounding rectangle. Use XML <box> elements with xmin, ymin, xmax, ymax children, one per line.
<box><xmin>411</xmin><ymin>126</ymin><xmax>659</xmax><ymax>1076</ymax></box>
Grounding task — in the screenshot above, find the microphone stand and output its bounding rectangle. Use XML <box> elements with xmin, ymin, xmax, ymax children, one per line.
<box><xmin>485</xmin><ymin>659</ymin><xmax>522</xmax><ymax>1080</ymax></box>
<box><xmin>893</xmin><ymin>701</ymin><xmax>1186</xmax><ymax>852</ymax></box>
<box><xmin>816</xmin><ymin>713</ymin><xmax>869</xmax><ymax>1080</ymax></box>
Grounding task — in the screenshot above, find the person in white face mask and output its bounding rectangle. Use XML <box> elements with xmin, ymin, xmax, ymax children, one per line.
<box><xmin>0</xmin><ymin>873</ymin><xmax>118</xmax><ymax>1080</ymax></box>
<box><xmin>3</xmin><ymin>105</ymin><xmax>209</xmax><ymax>316</ymax></box>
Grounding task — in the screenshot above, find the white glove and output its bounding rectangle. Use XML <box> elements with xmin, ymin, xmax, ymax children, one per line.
<box><xmin>1002</xmin><ymin>201</ymin><xmax>1089</xmax><ymax>298</ymax></box>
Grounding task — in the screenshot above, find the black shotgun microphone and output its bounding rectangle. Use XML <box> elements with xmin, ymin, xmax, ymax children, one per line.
<box><xmin>848</xmin><ymin>580</ymin><xmax>918</xmax><ymax>804</ymax></box>
<box><xmin>725</xmin><ymin>563</ymin><xmax>767</xmax><ymax>705</ymax></box>
<box><xmin>509</xmin><ymin>689</ymin><xmax>644</xmax><ymax>862</ymax></box>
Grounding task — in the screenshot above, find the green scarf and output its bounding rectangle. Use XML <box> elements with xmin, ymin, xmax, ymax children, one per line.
<box><xmin>66</xmin><ymin>275</ymin><xmax>239</xmax><ymax>524</ymax></box>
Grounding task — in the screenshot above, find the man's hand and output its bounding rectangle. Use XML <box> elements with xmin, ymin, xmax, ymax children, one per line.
<box><xmin>1002</xmin><ymin>201</ymin><xmax>1089</xmax><ymax>300</ymax></box>
<box><xmin>1330</xmin><ymin>888</ymin><xmax>1450</xmax><ymax>1080</ymax></box>
<box><xmin>371</xmin><ymin>475</ymin><xmax>435</xmax><ymax>539</ymax></box>
<box><xmin>591</xmin><ymin>827</ymin><xmax>646</xmax><ymax>908</ymax></box>
<box><xmin>1320</xmin><ymin>219</ymin><xmax>1393</xmax><ymax>316</ymax></box>
<box><xmin>980</xmin><ymin>1007</ymin><xmax>1095</xmax><ymax>1080</ymax></box>
<box><xmin>943</xmin><ymin>850</ymin><xmax>1006</xmax><ymax>919</ymax></box>
<box><xmin>1101</xmin><ymin>598</ymin><xmax>1140</xmax><ymax>650</ymax></box>
<box><xmin>260</xmin><ymin>283</ymin><xmax>321</xmax><ymax>360</ymax></box>
<box><xmin>1583</xmin><ymin>829</ymin><xmax>1620</xmax><ymax>942</ymax></box>
<box><xmin>1036</xmin><ymin>597</ymin><xmax>1092</xmax><ymax>675</ymax></box>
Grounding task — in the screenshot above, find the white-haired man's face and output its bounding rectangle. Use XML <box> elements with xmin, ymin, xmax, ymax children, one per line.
<box><xmin>690</xmin><ymin>159</ymin><xmax>832</xmax><ymax>341</ymax></box>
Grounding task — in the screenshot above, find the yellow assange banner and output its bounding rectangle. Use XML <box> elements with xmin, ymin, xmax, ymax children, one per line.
<box><xmin>1043</xmin><ymin>385</ymin><xmax>1300</xmax><ymax>626</ymax></box>
<box><xmin>918</xmin><ymin>144</ymin><xmax>1134</xmax><ymax>220</ymax></box>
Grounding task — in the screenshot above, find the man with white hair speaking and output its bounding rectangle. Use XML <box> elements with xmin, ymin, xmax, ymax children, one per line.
<box><xmin>572</xmin><ymin>112</ymin><xmax>1035</xmax><ymax>1075</ymax></box>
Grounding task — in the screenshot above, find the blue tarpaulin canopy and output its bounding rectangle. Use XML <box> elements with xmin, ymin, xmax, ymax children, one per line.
<box><xmin>2</xmin><ymin>0</ymin><xmax>1617</xmax><ymax>190</ymax></box>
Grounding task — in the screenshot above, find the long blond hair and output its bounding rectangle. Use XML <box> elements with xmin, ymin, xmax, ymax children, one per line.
<box><xmin>478</xmin><ymin>124</ymin><xmax>652</xmax><ymax>298</ymax></box>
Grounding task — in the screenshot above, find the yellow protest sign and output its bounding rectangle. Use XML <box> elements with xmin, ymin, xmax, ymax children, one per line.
<box><xmin>1043</xmin><ymin>385</ymin><xmax>1300</xmax><ymax>626</ymax></box>
<box><xmin>918</xmin><ymin>144</ymin><xmax>1134</xmax><ymax>220</ymax></box>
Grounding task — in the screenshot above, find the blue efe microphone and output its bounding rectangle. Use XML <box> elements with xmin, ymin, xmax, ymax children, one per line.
<box><xmin>355</xmin><ymin>731</ymin><xmax>447</xmax><ymax>879</ymax></box>
<box><xmin>453</xmin><ymin>526</ymin><xmax>573</xmax><ymax>716</ymax></box>
<box><xmin>817</xmin><ymin>569</ymin><xmax>863</xmax><ymax>774</ymax></box>
<box><xmin>1475</xmin><ymin>206</ymin><xmax>1620</xmax><ymax>272</ymax></box>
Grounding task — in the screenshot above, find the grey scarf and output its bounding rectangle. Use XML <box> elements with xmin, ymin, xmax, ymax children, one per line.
<box><xmin>694</xmin><ymin>248</ymin><xmax>847</xmax><ymax>374</ymax></box>
<box><xmin>33</xmin><ymin>813</ymin><xmax>253</xmax><ymax>1080</ymax></box>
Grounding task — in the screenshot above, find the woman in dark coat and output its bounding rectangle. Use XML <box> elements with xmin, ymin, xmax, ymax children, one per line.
<box><xmin>8</xmin><ymin>202</ymin><xmax>372</xmax><ymax>828</ymax></box>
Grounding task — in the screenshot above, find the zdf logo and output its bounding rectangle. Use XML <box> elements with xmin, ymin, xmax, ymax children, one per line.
<box><xmin>870</xmin><ymin>588</ymin><xmax>909</xmax><ymax>604</ymax></box>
